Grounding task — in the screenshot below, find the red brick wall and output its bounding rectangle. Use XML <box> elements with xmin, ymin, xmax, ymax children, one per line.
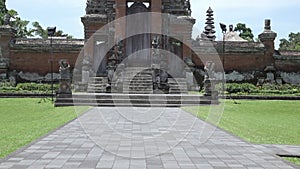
<box><xmin>10</xmin><ymin>50</ymin><xmax>80</xmax><ymax>75</ymax></box>
<box><xmin>193</xmin><ymin>52</ymin><xmax>272</xmax><ymax>72</ymax></box>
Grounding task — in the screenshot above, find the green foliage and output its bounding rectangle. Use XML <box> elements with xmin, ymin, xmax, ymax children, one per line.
<box><xmin>0</xmin><ymin>82</ymin><xmax>59</xmax><ymax>94</ymax></box>
<box><xmin>0</xmin><ymin>0</ymin><xmax>7</xmax><ymax>25</ymax></box>
<box><xmin>16</xmin><ymin>83</ymin><xmax>58</xmax><ymax>92</ymax></box>
<box><xmin>10</xmin><ymin>14</ymin><xmax>32</xmax><ymax>38</ymax></box>
<box><xmin>279</xmin><ymin>32</ymin><xmax>300</xmax><ymax>50</ymax></box>
<box><xmin>215</xmin><ymin>83</ymin><xmax>300</xmax><ymax>95</ymax></box>
<box><xmin>0</xmin><ymin>98</ymin><xmax>89</xmax><ymax>158</ymax></box>
<box><xmin>31</xmin><ymin>21</ymin><xmax>48</xmax><ymax>39</ymax></box>
<box><xmin>225</xmin><ymin>83</ymin><xmax>257</xmax><ymax>94</ymax></box>
<box><xmin>234</xmin><ymin>23</ymin><xmax>254</xmax><ymax>42</ymax></box>
<box><xmin>285</xmin><ymin>158</ymin><xmax>300</xmax><ymax>166</ymax></box>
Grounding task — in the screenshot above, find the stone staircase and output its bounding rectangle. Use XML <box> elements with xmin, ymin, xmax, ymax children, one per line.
<box><xmin>56</xmin><ymin>67</ymin><xmax>220</xmax><ymax>107</ymax></box>
<box><xmin>87</xmin><ymin>77</ymin><xmax>108</xmax><ymax>93</ymax></box>
<box><xmin>168</xmin><ymin>78</ymin><xmax>188</xmax><ymax>94</ymax></box>
<box><xmin>86</xmin><ymin>68</ymin><xmax>189</xmax><ymax>95</ymax></box>
<box><xmin>122</xmin><ymin>67</ymin><xmax>153</xmax><ymax>94</ymax></box>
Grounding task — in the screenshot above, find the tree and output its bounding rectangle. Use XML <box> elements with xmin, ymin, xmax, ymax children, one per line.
<box><xmin>279</xmin><ymin>32</ymin><xmax>300</xmax><ymax>50</ymax></box>
<box><xmin>30</xmin><ymin>21</ymin><xmax>73</xmax><ymax>39</ymax></box>
<box><xmin>0</xmin><ymin>0</ymin><xmax>33</xmax><ymax>37</ymax></box>
<box><xmin>0</xmin><ymin>0</ymin><xmax>7</xmax><ymax>24</ymax></box>
<box><xmin>10</xmin><ymin>12</ymin><xmax>33</xmax><ymax>37</ymax></box>
<box><xmin>234</xmin><ymin>23</ymin><xmax>254</xmax><ymax>42</ymax></box>
<box><xmin>1</xmin><ymin>0</ymin><xmax>72</xmax><ymax>39</ymax></box>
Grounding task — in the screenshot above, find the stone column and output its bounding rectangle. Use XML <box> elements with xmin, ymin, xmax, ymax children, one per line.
<box><xmin>115</xmin><ymin>0</ymin><xmax>126</xmax><ymax>40</ymax></box>
<box><xmin>182</xmin><ymin>16</ymin><xmax>195</xmax><ymax>61</ymax></box>
<box><xmin>0</xmin><ymin>25</ymin><xmax>15</xmax><ymax>79</ymax></box>
<box><xmin>258</xmin><ymin>19</ymin><xmax>277</xmax><ymax>69</ymax></box>
<box><xmin>151</xmin><ymin>0</ymin><xmax>162</xmax><ymax>34</ymax></box>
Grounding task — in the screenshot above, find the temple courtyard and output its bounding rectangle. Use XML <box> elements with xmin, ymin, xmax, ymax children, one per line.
<box><xmin>0</xmin><ymin>101</ymin><xmax>299</xmax><ymax>169</ymax></box>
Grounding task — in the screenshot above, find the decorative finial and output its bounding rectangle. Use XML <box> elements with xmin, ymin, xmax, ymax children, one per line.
<box><xmin>264</xmin><ymin>19</ymin><xmax>271</xmax><ymax>31</ymax></box>
<box><xmin>202</xmin><ymin>7</ymin><xmax>216</xmax><ymax>41</ymax></box>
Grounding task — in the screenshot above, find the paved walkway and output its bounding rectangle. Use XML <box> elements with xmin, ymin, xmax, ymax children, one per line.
<box><xmin>0</xmin><ymin>107</ymin><xmax>299</xmax><ymax>169</ymax></box>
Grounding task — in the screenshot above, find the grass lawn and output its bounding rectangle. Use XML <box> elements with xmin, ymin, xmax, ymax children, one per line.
<box><xmin>0</xmin><ymin>98</ymin><xmax>89</xmax><ymax>159</ymax></box>
<box><xmin>285</xmin><ymin>158</ymin><xmax>300</xmax><ymax>166</ymax></box>
<box><xmin>183</xmin><ymin>100</ymin><xmax>300</xmax><ymax>166</ymax></box>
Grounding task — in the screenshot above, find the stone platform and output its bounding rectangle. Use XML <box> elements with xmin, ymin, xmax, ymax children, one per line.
<box><xmin>55</xmin><ymin>93</ymin><xmax>218</xmax><ymax>107</ymax></box>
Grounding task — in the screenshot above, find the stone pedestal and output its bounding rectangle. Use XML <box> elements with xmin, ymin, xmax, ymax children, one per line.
<box><xmin>185</xmin><ymin>68</ymin><xmax>194</xmax><ymax>90</ymax></box>
<box><xmin>204</xmin><ymin>79</ymin><xmax>218</xmax><ymax>99</ymax></box>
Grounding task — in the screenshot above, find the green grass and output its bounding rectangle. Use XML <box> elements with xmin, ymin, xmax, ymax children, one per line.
<box><xmin>184</xmin><ymin>100</ymin><xmax>300</xmax><ymax>145</ymax></box>
<box><xmin>285</xmin><ymin>158</ymin><xmax>300</xmax><ymax>166</ymax></box>
<box><xmin>0</xmin><ymin>98</ymin><xmax>89</xmax><ymax>158</ymax></box>
<box><xmin>184</xmin><ymin>100</ymin><xmax>300</xmax><ymax>166</ymax></box>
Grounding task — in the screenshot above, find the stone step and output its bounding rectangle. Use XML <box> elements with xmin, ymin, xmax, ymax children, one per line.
<box><xmin>55</xmin><ymin>93</ymin><xmax>218</xmax><ymax>107</ymax></box>
<box><xmin>123</xmin><ymin>79</ymin><xmax>153</xmax><ymax>83</ymax></box>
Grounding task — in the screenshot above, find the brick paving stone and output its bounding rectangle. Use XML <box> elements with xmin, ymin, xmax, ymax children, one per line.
<box><xmin>0</xmin><ymin>107</ymin><xmax>298</xmax><ymax>169</ymax></box>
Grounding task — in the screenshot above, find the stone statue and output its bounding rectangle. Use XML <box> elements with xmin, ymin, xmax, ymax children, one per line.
<box><xmin>171</xmin><ymin>0</ymin><xmax>184</xmax><ymax>8</ymax></box>
<box><xmin>59</xmin><ymin>60</ymin><xmax>71</xmax><ymax>79</ymax></box>
<box><xmin>204</xmin><ymin>61</ymin><xmax>215</xmax><ymax>78</ymax></box>
<box><xmin>152</xmin><ymin>36</ymin><xmax>160</xmax><ymax>64</ymax></box>
<box><xmin>82</xmin><ymin>55</ymin><xmax>90</xmax><ymax>66</ymax></box>
<box><xmin>58</xmin><ymin>59</ymin><xmax>72</xmax><ymax>94</ymax></box>
<box><xmin>184</xmin><ymin>0</ymin><xmax>191</xmax><ymax>15</ymax></box>
<box><xmin>160</xmin><ymin>70</ymin><xmax>168</xmax><ymax>84</ymax></box>
<box><xmin>86</xmin><ymin>0</ymin><xmax>106</xmax><ymax>14</ymax></box>
<box><xmin>152</xmin><ymin>36</ymin><xmax>160</xmax><ymax>49</ymax></box>
<box><xmin>3</xmin><ymin>13</ymin><xmax>11</xmax><ymax>25</ymax></box>
<box><xmin>116</xmin><ymin>41</ymin><xmax>124</xmax><ymax>62</ymax></box>
<box><xmin>203</xmin><ymin>61</ymin><xmax>218</xmax><ymax>98</ymax></box>
<box><xmin>184</xmin><ymin>57</ymin><xmax>195</xmax><ymax>68</ymax></box>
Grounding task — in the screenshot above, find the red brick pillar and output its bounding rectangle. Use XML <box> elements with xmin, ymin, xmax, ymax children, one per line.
<box><xmin>258</xmin><ymin>19</ymin><xmax>277</xmax><ymax>70</ymax></box>
<box><xmin>115</xmin><ymin>0</ymin><xmax>127</xmax><ymax>40</ymax></box>
<box><xmin>151</xmin><ymin>0</ymin><xmax>162</xmax><ymax>35</ymax></box>
<box><xmin>0</xmin><ymin>25</ymin><xmax>15</xmax><ymax>77</ymax></box>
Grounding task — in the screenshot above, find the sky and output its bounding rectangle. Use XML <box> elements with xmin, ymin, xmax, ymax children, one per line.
<box><xmin>6</xmin><ymin>0</ymin><xmax>300</xmax><ymax>49</ymax></box>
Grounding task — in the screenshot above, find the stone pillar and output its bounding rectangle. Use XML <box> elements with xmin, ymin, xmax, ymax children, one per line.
<box><xmin>258</xmin><ymin>19</ymin><xmax>277</xmax><ymax>69</ymax></box>
<box><xmin>115</xmin><ymin>0</ymin><xmax>126</xmax><ymax>39</ymax></box>
<box><xmin>151</xmin><ymin>0</ymin><xmax>162</xmax><ymax>34</ymax></box>
<box><xmin>81</xmin><ymin>15</ymin><xmax>108</xmax><ymax>41</ymax></box>
<box><xmin>82</xmin><ymin>56</ymin><xmax>91</xmax><ymax>84</ymax></box>
<box><xmin>182</xmin><ymin>16</ymin><xmax>195</xmax><ymax>61</ymax></box>
<box><xmin>0</xmin><ymin>25</ymin><xmax>15</xmax><ymax>79</ymax></box>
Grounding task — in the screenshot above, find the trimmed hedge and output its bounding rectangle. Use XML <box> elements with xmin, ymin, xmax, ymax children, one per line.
<box><xmin>0</xmin><ymin>82</ymin><xmax>59</xmax><ymax>94</ymax></box>
<box><xmin>216</xmin><ymin>83</ymin><xmax>300</xmax><ymax>95</ymax></box>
